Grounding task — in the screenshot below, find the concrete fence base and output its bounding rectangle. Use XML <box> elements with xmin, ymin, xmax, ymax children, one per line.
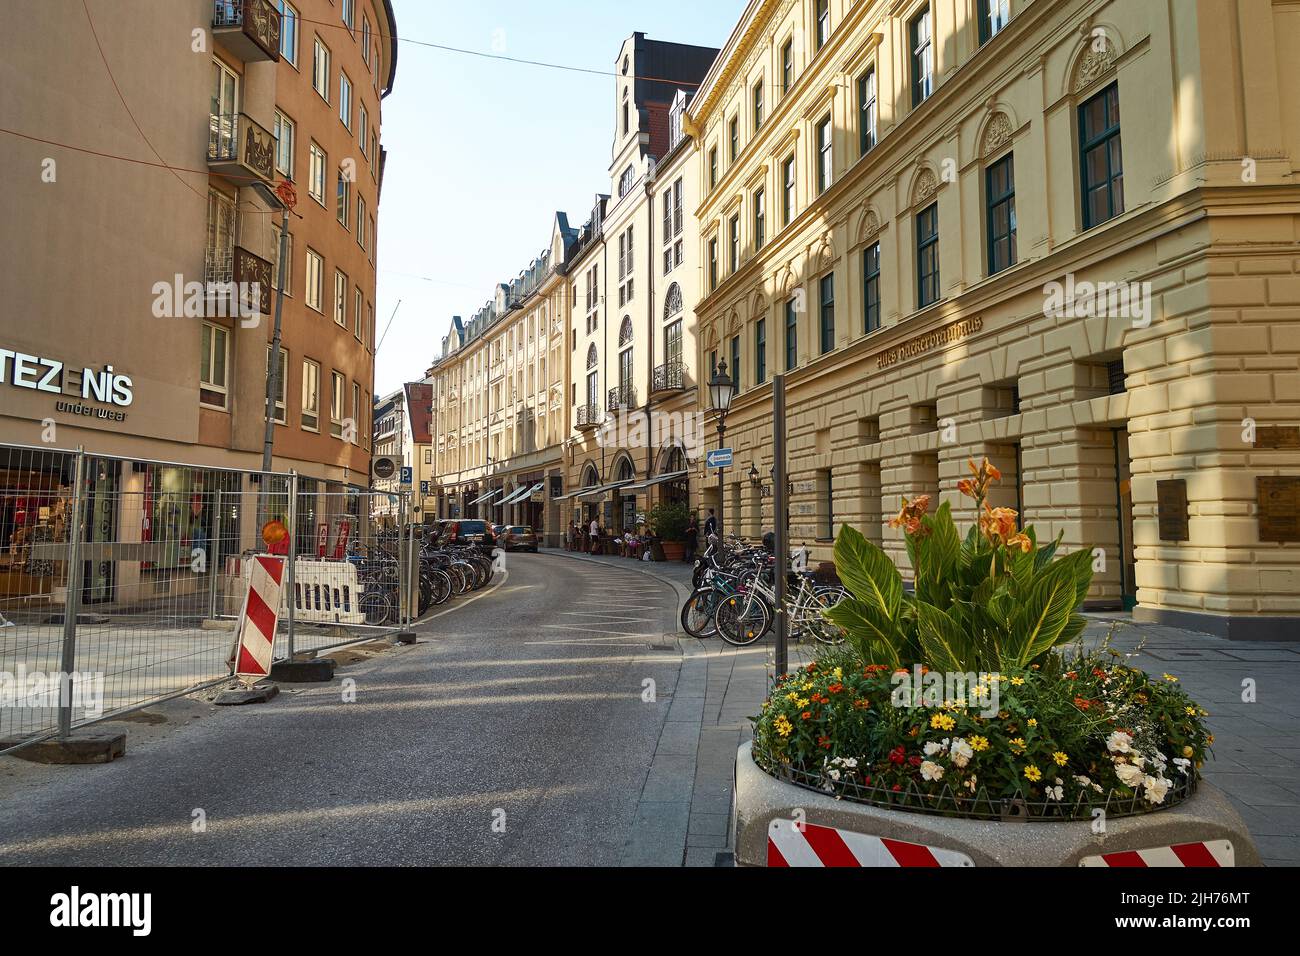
<box><xmin>734</xmin><ymin>742</ymin><xmax>1261</xmax><ymax>867</ymax></box>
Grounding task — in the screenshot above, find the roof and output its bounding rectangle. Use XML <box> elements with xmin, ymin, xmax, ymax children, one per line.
<box><xmin>378</xmin><ymin>0</ymin><xmax>399</xmax><ymax>97</ymax></box>
<box><xmin>404</xmin><ymin>382</ymin><xmax>432</xmax><ymax>443</ymax></box>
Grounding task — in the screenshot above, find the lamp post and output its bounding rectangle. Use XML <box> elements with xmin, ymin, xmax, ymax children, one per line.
<box><xmin>708</xmin><ymin>359</ymin><xmax>734</xmax><ymax>538</ymax></box>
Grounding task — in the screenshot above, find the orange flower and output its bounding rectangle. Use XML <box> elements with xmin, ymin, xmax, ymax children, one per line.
<box><xmin>889</xmin><ymin>495</ymin><xmax>932</xmax><ymax>537</ymax></box>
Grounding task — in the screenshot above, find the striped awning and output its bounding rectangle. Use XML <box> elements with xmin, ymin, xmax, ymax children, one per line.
<box><xmin>467</xmin><ymin>488</ymin><xmax>502</xmax><ymax>505</ymax></box>
<box><xmin>619</xmin><ymin>470</ymin><xmax>688</xmax><ymax>492</ymax></box>
<box><xmin>496</xmin><ymin>483</ymin><xmax>543</xmax><ymax>506</ymax></box>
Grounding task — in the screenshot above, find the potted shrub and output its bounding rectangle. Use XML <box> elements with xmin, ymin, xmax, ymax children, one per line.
<box><xmin>735</xmin><ymin>459</ymin><xmax>1254</xmax><ymax>865</ymax></box>
<box><xmin>648</xmin><ymin>500</ymin><xmax>691</xmax><ymax>562</ymax></box>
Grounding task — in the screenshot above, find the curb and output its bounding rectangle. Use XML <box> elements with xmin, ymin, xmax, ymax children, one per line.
<box><xmin>543</xmin><ymin>548</ymin><xmax>695</xmax><ymax>607</ymax></box>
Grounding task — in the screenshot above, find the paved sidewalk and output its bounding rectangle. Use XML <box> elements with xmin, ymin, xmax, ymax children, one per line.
<box><xmin>545</xmin><ymin>549</ymin><xmax>1300</xmax><ymax>867</ymax></box>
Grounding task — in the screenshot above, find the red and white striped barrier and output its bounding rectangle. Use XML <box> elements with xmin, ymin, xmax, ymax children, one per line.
<box><xmin>767</xmin><ymin>819</ymin><xmax>974</xmax><ymax>867</ymax></box>
<box><xmin>234</xmin><ymin>555</ymin><xmax>285</xmax><ymax>683</ymax></box>
<box><xmin>1079</xmin><ymin>840</ymin><xmax>1234</xmax><ymax>867</ymax></box>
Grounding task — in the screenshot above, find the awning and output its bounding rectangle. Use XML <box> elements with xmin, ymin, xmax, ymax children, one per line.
<box><xmin>495</xmin><ymin>482</ymin><xmax>542</xmax><ymax>506</ymax></box>
<box><xmin>467</xmin><ymin>488</ymin><xmax>502</xmax><ymax>505</ymax></box>
<box><xmin>619</xmin><ymin>470</ymin><xmax>688</xmax><ymax>492</ymax></box>
<box><xmin>552</xmin><ymin>487</ymin><xmax>594</xmax><ymax>501</ymax></box>
<box><xmin>577</xmin><ymin>479</ymin><xmax>636</xmax><ymax>500</ymax></box>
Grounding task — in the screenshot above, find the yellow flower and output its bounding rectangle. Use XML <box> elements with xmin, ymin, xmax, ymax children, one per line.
<box><xmin>832</xmin><ymin>667</ymin><xmax>842</xmax><ymax>680</ymax></box>
<box><xmin>930</xmin><ymin>713</ymin><xmax>956</xmax><ymax>731</ymax></box>
<box><xmin>1053</xmin><ymin>751</ymin><xmax>1068</xmax><ymax>766</ymax></box>
<box><xmin>1027</xmin><ymin>718</ymin><xmax>1038</xmax><ymax>728</ymax></box>
<box><xmin>1009</xmin><ymin>737</ymin><xmax>1026</xmax><ymax>752</ymax></box>
<box><xmin>801</xmin><ymin>682</ymin><xmax>814</xmax><ymax>691</ymax></box>
<box><xmin>785</xmin><ymin>692</ymin><xmax>799</xmax><ymax>702</ymax></box>
<box><xmin>1182</xmin><ymin>746</ymin><xmax>1194</xmax><ymax>758</ymax></box>
<box><xmin>1184</xmin><ymin>706</ymin><xmax>1197</xmax><ymax>716</ymax></box>
<box><xmin>1011</xmin><ymin>677</ymin><xmax>1025</xmax><ymax>686</ymax></box>
<box><xmin>1162</xmin><ymin>673</ymin><xmax>1179</xmax><ymax>683</ymax></box>
<box><xmin>774</xmin><ymin>715</ymin><xmax>793</xmax><ymax>738</ymax></box>
<box><xmin>796</xmin><ymin>698</ymin><xmax>810</xmax><ymax>708</ymax></box>
<box><xmin>969</xmin><ymin>735</ymin><xmax>990</xmax><ymax>752</ymax></box>
<box><xmin>1023</xmin><ymin>765</ymin><xmax>1042</xmax><ymax>782</ymax></box>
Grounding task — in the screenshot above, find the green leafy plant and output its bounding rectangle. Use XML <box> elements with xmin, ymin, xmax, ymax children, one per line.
<box><xmin>647</xmin><ymin>500</ymin><xmax>691</xmax><ymax>542</ymax></box>
<box><xmin>826</xmin><ymin>458</ymin><xmax>1094</xmax><ymax>673</ymax></box>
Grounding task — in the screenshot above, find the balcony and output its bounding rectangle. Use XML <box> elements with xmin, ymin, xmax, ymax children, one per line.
<box><xmin>607</xmin><ymin>383</ymin><xmax>637</xmax><ymax>411</ymax></box>
<box><xmin>651</xmin><ymin>361</ymin><xmax>685</xmax><ymax>395</ymax></box>
<box><xmin>208</xmin><ymin>112</ymin><xmax>276</xmax><ymax>184</ymax></box>
<box><xmin>576</xmin><ymin>404</ymin><xmax>601</xmax><ymax>430</ymax></box>
<box><xmin>212</xmin><ymin>0</ymin><xmax>281</xmax><ymax>62</ymax></box>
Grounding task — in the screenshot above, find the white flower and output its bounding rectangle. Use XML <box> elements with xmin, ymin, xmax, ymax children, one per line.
<box><xmin>1106</xmin><ymin>731</ymin><xmax>1133</xmax><ymax>754</ymax></box>
<box><xmin>1073</xmin><ymin>775</ymin><xmax>1093</xmax><ymax>788</ymax></box>
<box><xmin>1144</xmin><ymin>774</ymin><xmax>1172</xmax><ymax>804</ymax></box>
<box><xmin>923</xmin><ymin>741</ymin><xmax>944</xmax><ymax>757</ymax></box>
<box><xmin>920</xmin><ymin>760</ymin><xmax>944</xmax><ymax>782</ymax></box>
<box><xmin>1115</xmin><ymin>762</ymin><xmax>1145</xmax><ymax>787</ymax></box>
<box><xmin>964</xmin><ymin>775</ymin><xmax>977</xmax><ymax>792</ymax></box>
<box><xmin>949</xmin><ymin>738</ymin><xmax>974</xmax><ymax>768</ymax></box>
<box><xmin>1172</xmin><ymin>757</ymin><xmax>1192</xmax><ymax>775</ymax></box>
<box><xmin>1045</xmin><ymin>784</ymin><xmax>1064</xmax><ymax>801</ymax></box>
<box><xmin>826</xmin><ymin>768</ymin><xmax>841</xmax><ymax>781</ymax></box>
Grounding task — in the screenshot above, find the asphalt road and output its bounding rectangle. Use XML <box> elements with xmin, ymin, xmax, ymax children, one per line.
<box><xmin>0</xmin><ymin>552</ymin><xmax>686</xmax><ymax>865</ymax></box>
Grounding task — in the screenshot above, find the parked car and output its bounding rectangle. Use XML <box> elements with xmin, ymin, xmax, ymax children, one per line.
<box><xmin>500</xmin><ymin>525</ymin><xmax>539</xmax><ymax>553</ymax></box>
<box><xmin>434</xmin><ymin>519</ymin><xmax>496</xmax><ymax>550</ymax></box>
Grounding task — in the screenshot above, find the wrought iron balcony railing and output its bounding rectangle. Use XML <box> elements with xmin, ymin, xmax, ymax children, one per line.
<box><xmin>211</xmin><ymin>0</ymin><xmax>281</xmax><ymax>62</ymax></box>
<box><xmin>652</xmin><ymin>361</ymin><xmax>684</xmax><ymax>393</ymax></box>
<box><xmin>576</xmin><ymin>404</ymin><xmax>600</xmax><ymax>428</ymax></box>
<box><xmin>607</xmin><ymin>383</ymin><xmax>637</xmax><ymax>411</ymax></box>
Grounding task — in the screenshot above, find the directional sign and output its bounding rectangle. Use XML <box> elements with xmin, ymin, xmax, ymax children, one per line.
<box><xmin>706</xmin><ymin>447</ymin><xmax>733</xmax><ymax>469</ymax></box>
<box><xmin>400</xmin><ymin>466</ymin><xmax>413</xmax><ymax>486</ymax></box>
<box><xmin>420</xmin><ymin>480</ymin><xmax>430</xmax><ymax>494</ymax></box>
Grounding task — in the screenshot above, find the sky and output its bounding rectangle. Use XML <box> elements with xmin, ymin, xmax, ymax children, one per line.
<box><xmin>372</xmin><ymin>0</ymin><xmax>747</xmax><ymax>396</ymax></box>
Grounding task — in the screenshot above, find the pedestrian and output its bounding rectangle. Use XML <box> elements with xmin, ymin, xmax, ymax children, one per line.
<box><xmin>703</xmin><ymin>508</ymin><xmax>717</xmax><ymax>538</ymax></box>
<box><xmin>589</xmin><ymin>515</ymin><xmax>599</xmax><ymax>555</ymax></box>
<box><xmin>684</xmin><ymin>514</ymin><xmax>699</xmax><ymax>562</ymax></box>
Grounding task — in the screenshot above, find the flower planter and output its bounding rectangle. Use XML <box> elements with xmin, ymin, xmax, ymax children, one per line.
<box><xmin>660</xmin><ymin>541</ymin><xmax>685</xmax><ymax>562</ymax></box>
<box><xmin>733</xmin><ymin>741</ymin><xmax>1260</xmax><ymax>867</ymax></box>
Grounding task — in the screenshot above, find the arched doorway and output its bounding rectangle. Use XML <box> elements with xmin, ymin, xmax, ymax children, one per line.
<box><xmin>613</xmin><ymin>453</ymin><xmax>637</xmax><ymax>533</ymax></box>
<box><xmin>658</xmin><ymin>444</ymin><xmax>690</xmax><ymax>507</ymax></box>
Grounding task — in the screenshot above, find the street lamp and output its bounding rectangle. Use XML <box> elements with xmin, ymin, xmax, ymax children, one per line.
<box><xmin>708</xmin><ymin>359</ymin><xmax>734</xmax><ymax>537</ymax></box>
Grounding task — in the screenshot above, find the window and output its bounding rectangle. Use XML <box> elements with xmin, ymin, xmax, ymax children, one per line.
<box><xmin>753</xmin><ymin>187</ymin><xmax>766</xmax><ymax>251</ymax></box>
<box><xmin>815</xmin><ymin>0</ymin><xmax>830</xmax><ymax>50</ymax></box>
<box><xmin>709</xmin><ymin>146</ymin><xmax>718</xmax><ymax>189</ymax></box>
<box><xmin>708</xmin><ymin>238</ymin><xmax>718</xmax><ymax>291</ymax></box>
<box><xmin>312</xmin><ymin>36</ymin><xmax>330</xmax><ymax>102</ymax></box>
<box><xmin>673</xmin><ymin>178</ymin><xmax>683</xmax><ymax>235</ymax></box>
<box><xmin>782</xmin><ymin>155</ymin><xmax>795</xmax><ymax>225</ymax></box>
<box><xmin>858</xmin><ymin>68</ymin><xmax>876</xmax><ymax>156</ymax></box>
<box><xmin>200</xmin><ymin>323</ymin><xmax>228</xmax><ymax>408</ymax></box>
<box><xmin>362</xmin><ymin>15</ymin><xmax>371</xmax><ymax>64</ymax></box>
<box><xmin>266</xmin><ymin>346</ymin><xmax>287</xmax><ymax>423</ymax></box>
<box><xmin>817</xmin><ymin>115</ymin><xmax>832</xmax><ymax>194</ymax></box>
<box><xmin>730</xmin><ymin>335</ymin><xmax>741</xmax><ymax>393</ymax></box>
<box><xmin>339</xmin><ymin>71</ymin><xmax>352</xmax><ymax>128</ymax></box>
<box><xmin>275</xmin><ymin>1</ymin><xmax>299</xmax><ymax>66</ymax></box>
<box><xmin>333</xmin><ymin>271</ymin><xmax>347</xmax><ymax>326</ymax></box>
<box><xmin>978</xmin><ymin>0</ymin><xmax>1010</xmax><ymax>45</ymax></box>
<box><xmin>819</xmin><ymin>273</ymin><xmax>835</xmax><ymax>354</ymax></box>
<box><xmin>910</xmin><ymin>9</ymin><xmax>933</xmax><ymax>108</ymax></box>
<box><xmin>785</xmin><ymin>298</ymin><xmax>798</xmax><ymax>370</ymax></box>
<box><xmin>305</xmin><ymin>248</ymin><xmax>323</xmax><ymax>312</ymax></box>
<box><xmin>367</xmin><ymin>301</ymin><xmax>374</xmax><ymax>349</ymax></box>
<box><xmin>301</xmin><ymin>359</ymin><xmax>320</xmax><ymax>430</ymax></box>
<box><xmin>354</xmin><ymin>287</ymin><xmax>363</xmax><ymax>339</ymax></box>
<box><xmin>728</xmin><ymin>215</ymin><xmax>740</xmax><ymax>273</ymax></box>
<box><xmin>820</xmin><ymin>469</ymin><xmax>834</xmax><ymax>539</ymax></box>
<box><xmin>622</xmin><ymin>88</ymin><xmax>629</xmax><ymax>136</ymax></box>
<box><xmin>729</xmin><ymin>116</ymin><xmax>739</xmax><ymax>162</ymax></box>
<box><xmin>341</xmin><ymin>0</ymin><xmax>354</xmax><ymax>30</ymax></box>
<box><xmin>336</xmin><ymin>169</ymin><xmax>350</xmax><ymax>227</ymax></box>
<box><xmin>755</xmin><ymin>317</ymin><xmax>767</xmax><ymax>384</ymax></box>
<box><xmin>863</xmin><ymin>242</ymin><xmax>881</xmax><ymax>333</ymax></box>
<box><xmin>357</xmin><ymin>194</ymin><xmax>367</xmax><ymax>249</ymax></box>
<box><xmin>204</xmin><ymin>187</ymin><xmax>235</xmax><ymax>284</ymax></box>
<box><xmin>753</xmin><ymin>79</ymin><xmax>764</xmax><ymax>131</ymax></box>
<box><xmin>986</xmin><ymin>153</ymin><xmax>1017</xmax><ymax>274</ymax></box>
<box><xmin>781</xmin><ymin>38</ymin><xmax>794</xmax><ymax>96</ymax></box>
<box><xmin>330</xmin><ymin>371</ymin><xmax>345</xmax><ymax>437</ymax></box>
<box><xmin>273</xmin><ymin>110</ymin><xmax>294</xmax><ymax>177</ymax></box>
<box><xmin>354</xmin><ymin>383</ymin><xmax>363</xmax><ymax>442</ymax></box>
<box><xmin>916</xmin><ymin>203</ymin><xmax>940</xmax><ymax>307</ymax></box>
<box><xmin>308</xmin><ymin>142</ymin><xmax>326</xmax><ymax>204</ymax></box>
<box><xmin>1079</xmin><ymin>82</ymin><xmax>1124</xmax><ymax>229</ymax></box>
<box><xmin>358</xmin><ymin>102</ymin><xmax>369</xmax><ymax>156</ymax></box>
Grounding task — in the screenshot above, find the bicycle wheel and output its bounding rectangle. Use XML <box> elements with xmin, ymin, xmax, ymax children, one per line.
<box><xmin>714</xmin><ymin>591</ymin><xmax>771</xmax><ymax>646</ymax></box>
<box><xmin>359</xmin><ymin>588</ymin><xmax>394</xmax><ymax>626</ymax></box>
<box><xmin>680</xmin><ymin>588</ymin><xmax>721</xmax><ymax>639</ymax></box>
<box><xmin>430</xmin><ymin>569</ymin><xmax>452</xmax><ymax>606</ymax></box>
<box><xmin>806</xmin><ymin>587</ymin><xmax>849</xmax><ymax>645</ymax></box>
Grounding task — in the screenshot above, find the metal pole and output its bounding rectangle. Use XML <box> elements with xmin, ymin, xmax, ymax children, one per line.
<box><xmin>209</xmin><ymin>488</ymin><xmax>223</xmax><ymax>620</ymax></box>
<box><xmin>286</xmin><ymin>471</ymin><xmax>298</xmax><ymax>660</ymax></box>
<box><xmin>772</xmin><ymin>376</ymin><xmax>788</xmax><ymax>682</ymax></box>
<box><xmin>406</xmin><ymin>494</ymin><xmax>417</xmax><ymax>627</ymax></box>
<box><xmin>261</xmin><ymin>206</ymin><xmax>291</xmax><ymax>474</ymax></box>
<box><xmin>58</xmin><ymin>447</ymin><xmax>87</xmax><ymax>738</ymax></box>
<box><xmin>716</xmin><ymin>419</ymin><xmax>726</xmax><ymax>539</ymax></box>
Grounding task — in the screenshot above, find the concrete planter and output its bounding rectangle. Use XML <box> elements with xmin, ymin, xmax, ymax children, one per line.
<box><xmin>734</xmin><ymin>742</ymin><xmax>1261</xmax><ymax>867</ymax></box>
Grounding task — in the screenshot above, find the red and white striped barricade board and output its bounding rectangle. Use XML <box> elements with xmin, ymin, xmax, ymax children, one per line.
<box><xmin>766</xmin><ymin>819</ymin><xmax>974</xmax><ymax>867</ymax></box>
<box><xmin>1078</xmin><ymin>840</ymin><xmax>1235</xmax><ymax>867</ymax></box>
<box><xmin>234</xmin><ymin>554</ymin><xmax>285</xmax><ymax>684</ymax></box>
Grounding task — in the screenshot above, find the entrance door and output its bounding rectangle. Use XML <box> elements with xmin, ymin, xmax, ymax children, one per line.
<box><xmin>1113</xmin><ymin>429</ymin><xmax>1137</xmax><ymax>610</ymax></box>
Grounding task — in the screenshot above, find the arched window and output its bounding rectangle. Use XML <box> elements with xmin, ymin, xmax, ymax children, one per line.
<box><xmin>664</xmin><ymin>283</ymin><xmax>682</xmax><ymax>318</ymax></box>
<box><xmin>618</xmin><ymin>315</ymin><xmax>634</xmax><ymax>346</ymax></box>
<box><xmin>581</xmin><ymin>463</ymin><xmax>599</xmax><ymax>488</ymax></box>
<box><xmin>615</xmin><ymin>456</ymin><xmax>635</xmax><ymax>481</ymax></box>
<box><xmin>586</xmin><ymin>344</ymin><xmax>598</xmax><ymax>369</ymax></box>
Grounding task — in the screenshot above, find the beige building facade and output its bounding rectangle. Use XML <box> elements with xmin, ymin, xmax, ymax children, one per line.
<box><xmin>686</xmin><ymin>0</ymin><xmax>1299</xmax><ymax>639</ymax></box>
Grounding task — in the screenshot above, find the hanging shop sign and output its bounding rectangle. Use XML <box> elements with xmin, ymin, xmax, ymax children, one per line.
<box><xmin>0</xmin><ymin>347</ymin><xmax>133</xmax><ymax>422</ymax></box>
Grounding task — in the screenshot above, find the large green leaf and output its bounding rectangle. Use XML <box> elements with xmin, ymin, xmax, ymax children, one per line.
<box><xmin>914</xmin><ymin>601</ymin><xmax>976</xmax><ymax>673</ymax></box>
<box><xmin>1008</xmin><ymin>555</ymin><xmax>1085</xmax><ymax>666</ymax></box>
<box><xmin>826</xmin><ymin>598</ymin><xmax>901</xmax><ymax>668</ymax></box>
<box><xmin>834</xmin><ymin>525</ymin><xmax>902</xmax><ymax>620</ymax></box>
<box><xmin>914</xmin><ymin>502</ymin><xmax>961</xmax><ymax>605</ymax></box>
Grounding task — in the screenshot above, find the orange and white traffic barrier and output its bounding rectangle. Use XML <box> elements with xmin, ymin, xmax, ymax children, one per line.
<box><xmin>766</xmin><ymin>819</ymin><xmax>974</xmax><ymax>867</ymax></box>
<box><xmin>234</xmin><ymin>555</ymin><xmax>285</xmax><ymax>684</ymax></box>
<box><xmin>1078</xmin><ymin>840</ymin><xmax>1235</xmax><ymax>867</ymax></box>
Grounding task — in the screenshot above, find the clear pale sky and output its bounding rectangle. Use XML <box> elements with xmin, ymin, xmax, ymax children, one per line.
<box><xmin>372</xmin><ymin>0</ymin><xmax>746</xmax><ymax>396</ymax></box>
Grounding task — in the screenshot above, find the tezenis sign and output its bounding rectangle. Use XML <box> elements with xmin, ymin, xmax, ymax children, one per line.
<box><xmin>1</xmin><ymin>348</ymin><xmax>134</xmax><ymax>421</ymax></box>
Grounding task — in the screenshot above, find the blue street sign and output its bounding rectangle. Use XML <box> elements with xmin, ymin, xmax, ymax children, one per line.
<box><xmin>400</xmin><ymin>466</ymin><xmax>413</xmax><ymax>486</ymax></box>
<box><xmin>706</xmin><ymin>447</ymin><xmax>733</xmax><ymax>469</ymax></box>
<box><xmin>420</xmin><ymin>481</ymin><xmax>430</xmax><ymax>494</ymax></box>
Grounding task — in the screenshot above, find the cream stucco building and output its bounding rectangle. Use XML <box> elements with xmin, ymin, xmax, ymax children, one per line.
<box><xmin>685</xmin><ymin>0</ymin><xmax>1299</xmax><ymax>639</ymax></box>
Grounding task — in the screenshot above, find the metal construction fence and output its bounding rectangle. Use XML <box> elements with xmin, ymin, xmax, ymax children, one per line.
<box><xmin>0</xmin><ymin>442</ymin><xmax>417</xmax><ymax>754</ymax></box>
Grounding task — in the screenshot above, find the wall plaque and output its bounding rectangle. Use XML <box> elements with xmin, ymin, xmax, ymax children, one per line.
<box><xmin>1257</xmin><ymin>477</ymin><xmax>1300</xmax><ymax>543</ymax></box>
<box><xmin>1156</xmin><ymin>479</ymin><xmax>1189</xmax><ymax>542</ymax></box>
<box><xmin>1255</xmin><ymin>425</ymin><xmax>1300</xmax><ymax>450</ymax></box>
